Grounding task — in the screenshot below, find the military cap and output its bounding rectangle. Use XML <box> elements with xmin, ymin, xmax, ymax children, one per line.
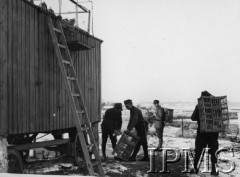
<box><xmin>114</xmin><ymin>103</ymin><xmax>123</xmax><ymax>111</ymax></box>
<box><xmin>124</xmin><ymin>99</ymin><xmax>132</xmax><ymax>105</ymax></box>
<box><xmin>201</xmin><ymin>91</ymin><xmax>212</xmax><ymax>97</ymax></box>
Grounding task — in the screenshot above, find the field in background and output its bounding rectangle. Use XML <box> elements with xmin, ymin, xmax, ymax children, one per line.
<box><xmin>101</xmin><ymin>101</ymin><xmax>240</xmax><ymax>136</ymax></box>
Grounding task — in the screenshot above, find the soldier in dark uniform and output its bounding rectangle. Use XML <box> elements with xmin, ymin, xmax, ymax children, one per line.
<box><xmin>124</xmin><ymin>99</ymin><xmax>149</xmax><ymax>161</ymax></box>
<box><xmin>191</xmin><ymin>91</ymin><xmax>219</xmax><ymax>176</ymax></box>
<box><xmin>101</xmin><ymin>103</ymin><xmax>123</xmax><ymax>161</ymax></box>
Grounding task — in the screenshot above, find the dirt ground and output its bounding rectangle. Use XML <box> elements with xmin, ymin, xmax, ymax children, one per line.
<box><xmin>22</xmin><ymin>125</ymin><xmax>240</xmax><ymax>177</ymax></box>
<box><xmin>99</xmin><ymin>125</ymin><xmax>240</xmax><ymax>177</ymax></box>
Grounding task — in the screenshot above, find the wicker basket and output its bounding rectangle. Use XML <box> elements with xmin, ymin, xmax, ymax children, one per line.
<box><xmin>198</xmin><ymin>96</ymin><xmax>229</xmax><ymax>133</ymax></box>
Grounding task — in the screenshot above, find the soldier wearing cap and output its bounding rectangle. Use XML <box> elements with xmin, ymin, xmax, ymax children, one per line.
<box><xmin>101</xmin><ymin>103</ymin><xmax>123</xmax><ymax>161</ymax></box>
<box><xmin>124</xmin><ymin>99</ymin><xmax>149</xmax><ymax>161</ymax></box>
<box><xmin>153</xmin><ymin>100</ymin><xmax>165</xmax><ymax>149</ymax></box>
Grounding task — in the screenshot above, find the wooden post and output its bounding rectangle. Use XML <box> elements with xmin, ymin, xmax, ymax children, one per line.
<box><xmin>182</xmin><ymin>118</ymin><xmax>184</xmax><ymax>137</ymax></box>
<box><xmin>0</xmin><ymin>137</ymin><xmax>8</xmax><ymax>172</ymax></box>
<box><xmin>92</xmin><ymin>122</ymin><xmax>99</xmax><ymax>151</ymax></box>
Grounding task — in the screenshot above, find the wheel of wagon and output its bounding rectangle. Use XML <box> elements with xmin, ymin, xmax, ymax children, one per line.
<box><xmin>73</xmin><ymin>133</ymin><xmax>93</xmax><ymax>167</ymax></box>
<box><xmin>8</xmin><ymin>149</ymin><xmax>24</xmax><ymax>173</ymax></box>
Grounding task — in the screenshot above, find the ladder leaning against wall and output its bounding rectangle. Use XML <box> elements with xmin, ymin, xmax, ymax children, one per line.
<box><xmin>47</xmin><ymin>16</ymin><xmax>105</xmax><ymax>177</ymax></box>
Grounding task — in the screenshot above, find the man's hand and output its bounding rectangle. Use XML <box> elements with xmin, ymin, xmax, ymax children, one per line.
<box><xmin>122</xmin><ymin>129</ymin><xmax>130</xmax><ymax>134</ymax></box>
<box><xmin>114</xmin><ymin>130</ymin><xmax>122</xmax><ymax>136</ymax></box>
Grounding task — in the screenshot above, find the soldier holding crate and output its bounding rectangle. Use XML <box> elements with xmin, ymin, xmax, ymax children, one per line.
<box><xmin>124</xmin><ymin>99</ymin><xmax>149</xmax><ymax>162</ymax></box>
<box><xmin>101</xmin><ymin>103</ymin><xmax>123</xmax><ymax>161</ymax></box>
<box><xmin>191</xmin><ymin>91</ymin><xmax>219</xmax><ymax>176</ymax></box>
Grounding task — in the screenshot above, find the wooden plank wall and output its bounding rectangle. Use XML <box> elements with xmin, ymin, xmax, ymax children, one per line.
<box><xmin>0</xmin><ymin>0</ymin><xmax>102</xmax><ymax>136</ymax></box>
<box><xmin>0</xmin><ymin>0</ymin><xmax>8</xmax><ymax>137</ymax></box>
<box><xmin>63</xmin><ymin>26</ymin><xmax>102</xmax><ymax>126</ymax></box>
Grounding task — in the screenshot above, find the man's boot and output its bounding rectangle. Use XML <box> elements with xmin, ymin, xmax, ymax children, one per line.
<box><xmin>102</xmin><ymin>156</ymin><xmax>107</xmax><ymax>161</ymax></box>
<box><xmin>211</xmin><ymin>164</ymin><xmax>219</xmax><ymax>176</ymax></box>
<box><xmin>128</xmin><ymin>155</ymin><xmax>136</xmax><ymax>162</ymax></box>
<box><xmin>139</xmin><ymin>156</ymin><xmax>149</xmax><ymax>161</ymax></box>
<box><xmin>139</xmin><ymin>148</ymin><xmax>149</xmax><ymax>162</ymax></box>
<box><xmin>157</xmin><ymin>138</ymin><xmax>162</xmax><ymax>149</ymax></box>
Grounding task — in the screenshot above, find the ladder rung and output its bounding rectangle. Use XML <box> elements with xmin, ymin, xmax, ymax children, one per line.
<box><xmin>58</xmin><ymin>44</ymin><xmax>67</xmax><ymax>49</ymax></box>
<box><xmin>53</xmin><ymin>27</ymin><xmax>62</xmax><ymax>33</ymax></box>
<box><xmin>62</xmin><ymin>60</ymin><xmax>71</xmax><ymax>65</ymax></box>
<box><xmin>77</xmin><ymin>110</ymin><xmax>85</xmax><ymax>114</ymax></box>
<box><xmin>81</xmin><ymin>127</ymin><xmax>89</xmax><ymax>131</ymax></box>
<box><xmin>92</xmin><ymin>161</ymin><xmax>99</xmax><ymax>167</ymax></box>
<box><xmin>72</xmin><ymin>93</ymin><xmax>80</xmax><ymax>97</ymax></box>
<box><xmin>87</xmin><ymin>144</ymin><xmax>94</xmax><ymax>149</ymax></box>
<box><xmin>67</xmin><ymin>77</ymin><xmax>76</xmax><ymax>81</ymax></box>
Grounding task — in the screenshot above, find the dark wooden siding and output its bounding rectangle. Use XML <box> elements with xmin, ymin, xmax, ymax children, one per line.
<box><xmin>0</xmin><ymin>0</ymin><xmax>8</xmax><ymax>137</ymax></box>
<box><xmin>0</xmin><ymin>0</ymin><xmax>102</xmax><ymax>136</ymax></box>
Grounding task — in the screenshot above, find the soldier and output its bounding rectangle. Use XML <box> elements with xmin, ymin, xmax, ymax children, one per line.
<box><xmin>191</xmin><ymin>91</ymin><xmax>219</xmax><ymax>176</ymax></box>
<box><xmin>124</xmin><ymin>99</ymin><xmax>149</xmax><ymax>161</ymax></box>
<box><xmin>101</xmin><ymin>103</ymin><xmax>123</xmax><ymax>161</ymax></box>
<box><xmin>153</xmin><ymin>100</ymin><xmax>165</xmax><ymax>149</ymax></box>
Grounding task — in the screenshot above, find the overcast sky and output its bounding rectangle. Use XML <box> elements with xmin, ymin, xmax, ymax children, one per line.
<box><xmin>48</xmin><ymin>0</ymin><xmax>240</xmax><ymax>103</ymax></box>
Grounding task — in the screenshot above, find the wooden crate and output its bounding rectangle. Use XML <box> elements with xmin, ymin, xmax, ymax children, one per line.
<box><xmin>198</xmin><ymin>96</ymin><xmax>229</xmax><ymax>133</ymax></box>
<box><xmin>113</xmin><ymin>131</ymin><xmax>139</xmax><ymax>161</ymax></box>
<box><xmin>165</xmin><ymin>108</ymin><xmax>174</xmax><ymax>123</ymax></box>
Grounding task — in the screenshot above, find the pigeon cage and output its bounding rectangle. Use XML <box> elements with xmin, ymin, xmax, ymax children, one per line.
<box><xmin>112</xmin><ymin>131</ymin><xmax>139</xmax><ymax>161</ymax></box>
<box><xmin>165</xmin><ymin>108</ymin><xmax>174</xmax><ymax>123</ymax></box>
<box><xmin>198</xmin><ymin>96</ymin><xmax>229</xmax><ymax>133</ymax></box>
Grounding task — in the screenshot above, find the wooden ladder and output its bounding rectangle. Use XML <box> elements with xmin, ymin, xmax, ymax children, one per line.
<box><xmin>47</xmin><ymin>16</ymin><xmax>104</xmax><ymax>177</ymax></box>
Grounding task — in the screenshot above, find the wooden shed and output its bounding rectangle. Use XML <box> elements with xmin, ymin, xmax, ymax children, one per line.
<box><xmin>0</xmin><ymin>0</ymin><xmax>103</xmax><ymax>137</ymax></box>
